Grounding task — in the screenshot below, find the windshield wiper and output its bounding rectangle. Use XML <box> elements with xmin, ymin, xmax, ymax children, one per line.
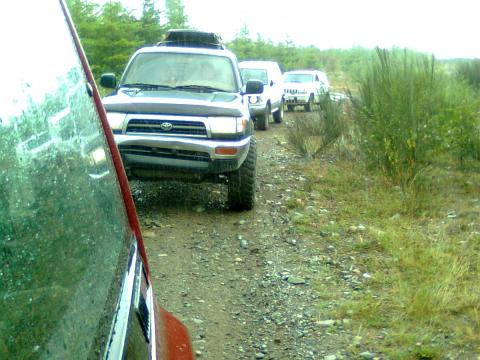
<box><xmin>119</xmin><ymin>83</ymin><xmax>174</xmax><ymax>90</ymax></box>
<box><xmin>174</xmin><ymin>84</ymin><xmax>227</xmax><ymax>92</ymax></box>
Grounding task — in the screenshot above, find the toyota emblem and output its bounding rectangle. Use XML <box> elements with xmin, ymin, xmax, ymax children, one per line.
<box><xmin>160</xmin><ymin>122</ymin><xmax>173</xmax><ymax>131</ymax></box>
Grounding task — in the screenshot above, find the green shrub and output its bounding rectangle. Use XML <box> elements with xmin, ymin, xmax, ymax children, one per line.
<box><xmin>456</xmin><ymin>59</ymin><xmax>480</xmax><ymax>90</ymax></box>
<box><xmin>318</xmin><ymin>93</ymin><xmax>346</xmax><ymax>147</ymax></box>
<box><xmin>352</xmin><ymin>48</ymin><xmax>447</xmax><ymax>188</ymax></box>
<box><xmin>286</xmin><ymin>93</ymin><xmax>346</xmax><ymax>158</ymax></box>
<box><xmin>442</xmin><ymin>81</ymin><xmax>480</xmax><ymax>165</ymax></box>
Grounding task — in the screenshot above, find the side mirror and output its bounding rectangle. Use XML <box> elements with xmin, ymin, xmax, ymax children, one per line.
<box><xmin>245</xmin><ymin>80</ymin><xmax>264</xmax><ymax>95</ymax></box>
<box><xmin>270</xmin><ymin>80</ymin><xmax>274</xmax><ymax>87</ymax></box>
<box><xmin>100</xmin><ymin>73</ymin><xmax>117</xmax><ymax>89</ymax></box>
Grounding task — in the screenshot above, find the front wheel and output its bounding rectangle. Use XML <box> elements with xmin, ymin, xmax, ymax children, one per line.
<box><xmin>256</xmin><ymin>104</ymin><xmax>270</xmax><ymax>131</ymax></box>
<box><xmin>287</xmin><ymin>105</ymin><xmax>294</xmax><ymax>112</ymax></box>
<box><xmin>304</xmin><ymin>94</ymin><xmax>314</xmax><ymax>112</ymax></box>
<box><xmin>227</xmin><ymin>137</ymin><xmax>257</xmax><ymax>211</ymax></box>
<box><xmin>273</xmin><ymin>99</ymin><xmax>284</xmax><ymax>123</ymax></box>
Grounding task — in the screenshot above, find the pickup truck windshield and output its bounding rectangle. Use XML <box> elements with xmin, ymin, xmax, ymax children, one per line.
<box><xmin>121</xmin><ymin>52</ymin><xmax>238</xmax><ymax>93</ymax></box>
<box><xmin>0</xmin><ymin>2</ymin><xmax>131</xmax><ymax>358</ymax></box>
<box><xmin>284</xmin><ymin>73</ymin><xmax>314</xmax><ymax>83</ymax></box>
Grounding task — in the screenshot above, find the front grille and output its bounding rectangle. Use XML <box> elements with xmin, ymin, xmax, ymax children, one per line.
<box><xmin>285</xmin><ymin>89</ymin><xmax>299</xmax><ymax>94</ymax></box>
<box><xmin>119</xmin><ymin>145</ymin><xmax>210</xmax><ymax>162</ymax></box>
<box><xmin>126</xmin><ymin>119</ymin><xmax>207</xmax><ymax>138</ymax></box>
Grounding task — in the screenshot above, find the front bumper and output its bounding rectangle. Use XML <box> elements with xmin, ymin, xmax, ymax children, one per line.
<box><xmin>115</xmin><ymin>134</ymin><xmax>251</xmax><ymax>174</ymax></box>
<box><xmin>284</xmin><ymin>94</ymin><xmax>309</xmax><ymax>105</ymax></box>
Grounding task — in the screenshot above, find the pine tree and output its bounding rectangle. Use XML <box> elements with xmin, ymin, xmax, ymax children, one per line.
<box><xmin>165</xmin><ymin>0</ymin><xmax>188</xmax><ymax>29</ymax></box>
<box><xmin>137</xmin><ymin>0</ymin><xmax>166</xmax><ymax>45</ymax></box>
<box><xmin>93</xmin><ymin>1</ymin><xmax>141</xmax><ymax>76</ymax></box>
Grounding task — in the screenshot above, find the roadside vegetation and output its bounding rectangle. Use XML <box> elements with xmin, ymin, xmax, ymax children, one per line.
<box><xmin>286</xmin><ymin>50</ymin><xmax>480</xmax><ymax>358</ymax></box>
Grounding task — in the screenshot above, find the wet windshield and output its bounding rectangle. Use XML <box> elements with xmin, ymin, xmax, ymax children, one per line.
<box><xmin>240</xmin><ymin>68</ymin><xmax>268</xmax><ymax>84</ymax></box>
<box><xmin>0</xmin><ymin>2</ymin><xmax>130</xmax><ymax>358</ymax></box>
<box><xmin>121</xmin><ymin>52</ymin><xmax>238</xmax><ymax>92</ymax></box>
<box><xmin>283</xmin><ymin>73</ymin><xmax>314</xmax><ymax>83</ymax></box>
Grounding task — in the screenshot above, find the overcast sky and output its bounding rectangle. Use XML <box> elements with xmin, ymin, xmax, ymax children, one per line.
<box><xmin>96</xmin><ymin>0</ymin><xmax>480</xmax><ymax>59</ymax></box>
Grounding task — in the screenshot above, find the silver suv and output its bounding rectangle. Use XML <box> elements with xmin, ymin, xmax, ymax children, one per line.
<box><xmin>100</xmin><ymin>30</ymin><xmax>263</xmax><ymax>210</ymax></box>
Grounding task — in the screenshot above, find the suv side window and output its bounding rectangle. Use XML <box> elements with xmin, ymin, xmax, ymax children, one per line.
<box><xmin>315</xmin><ymin>74</ymin><xmax>320</xmax><ymax>82</ymax></box>
<box><xmin>1</xmin><ymin>2</ymin><xmax>131</xmax><ymax>358</ymax></box>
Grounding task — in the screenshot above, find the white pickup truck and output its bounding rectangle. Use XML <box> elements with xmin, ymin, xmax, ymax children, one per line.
<box><xmin>283</xmin><ymin>70</ymin><xmax>330</xmax><ymax>111</ymax></box>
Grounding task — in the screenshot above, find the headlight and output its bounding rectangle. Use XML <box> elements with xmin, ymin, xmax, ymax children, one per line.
<box><xmin>209</xmin><ymin>116</ymin><xmax>237</xmax><ymax>134</ymax></box>
<box><xmin>209</xmin><ymin>117</ymin><xmax>248</xmax><ymax>136</ymax></box>
<box><xmin>249</xmin><ymin>96</ymin><xmax>261</xmax><ymax>104</ymax></box>
<box><xmin>106</xmin><ymin>112</ymin><xmax>126</xmax><ymax>131</ymax></box>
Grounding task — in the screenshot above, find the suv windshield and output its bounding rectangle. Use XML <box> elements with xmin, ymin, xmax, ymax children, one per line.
<box><xmin>1</xmin><ymin>2</ymin><xmax>131</xmax><ymax>358</ymax></box>
<box><xmin>240</xmin><ymin>68</ymin><xmax>268</xmax><ymax>85</ymax></box>
<box><xmin>284</xmin><ymin>73</ymin><xmax>314</xmax><ymax>83</ymax></box>
<box><xmin>121</xmin><ymin>52</ymin><xmax>238</xmax><ymax>93</ymax></box>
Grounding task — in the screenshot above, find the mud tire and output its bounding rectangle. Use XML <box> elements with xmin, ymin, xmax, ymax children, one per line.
<box><xmin>304</xmin><ymin>94</ymin><xmax>314</xmax><ymax>112</ymax></box>
<box><xmin>227</xmin><ymin>137</ymin><xmax>257</xmax><ymax>211</ymax></box>
<box><xmin>256</xmin><ymin>104</ymin><xmax>271</xmax><ymax>131</ymax></box>
<box><xmin>273</xmin><ymin>99</ymin><xmax>284</xmax><ymax>123</ymax></box>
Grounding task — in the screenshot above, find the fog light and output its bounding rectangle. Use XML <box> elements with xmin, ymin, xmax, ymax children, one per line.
<box><xmin>215</xmin><ymin>147</ymin><xmax>238</xmax><ymax>155</ymax></box>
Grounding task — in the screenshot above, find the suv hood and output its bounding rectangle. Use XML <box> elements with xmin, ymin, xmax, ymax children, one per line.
<box><xmin>103</xmin><ymin>89</ymin><xmax>245</xmax><ymax>117</ymax></box>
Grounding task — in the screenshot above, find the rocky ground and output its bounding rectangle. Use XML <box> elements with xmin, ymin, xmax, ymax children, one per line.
<box><xmin>133</xmin><ymin>113</ymin><xmax>371</xmax><ymax>360</ymax></box>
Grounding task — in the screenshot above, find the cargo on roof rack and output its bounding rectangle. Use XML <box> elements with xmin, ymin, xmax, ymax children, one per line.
<box><xmin>157</xmin><ymin>29</ymin><xmax>224</xmax><ymax>49</ymax></box>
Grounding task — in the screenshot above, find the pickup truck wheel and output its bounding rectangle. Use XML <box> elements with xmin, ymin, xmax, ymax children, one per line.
<box><xmin>256</xmin><ymin>104</ymin><xmax>270</xmax><ymax>131</ymax></box>
<box><xmin>304</xmin><ymin>94</ymin><xmax>314</xmax><ymax>112</ymax></box>
<box><xmin>227</xmin><ymin>137</ymin><xmax>256</xmax><ymax>211</ymax></box>
<box><xmin>287</xmin><ymin>105</ymin><xmax>294</xmax><ymax>112</ymax></box>
<box><xmin>273</xmin><ymin>99</ymin><xmax>284</xmax><ymax>123</ymax></box>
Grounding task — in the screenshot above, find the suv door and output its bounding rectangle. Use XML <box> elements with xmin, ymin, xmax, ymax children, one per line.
<box><xmin>0</xmin><ymin>2</ymin><xmax>192</xmax><ymax>359</ymax></box>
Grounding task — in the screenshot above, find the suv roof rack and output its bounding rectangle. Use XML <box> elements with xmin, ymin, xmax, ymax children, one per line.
<box><xmin>157</xmin><ymin>29</ymin><xmax>225</xmax><ymax>50</ymax></box>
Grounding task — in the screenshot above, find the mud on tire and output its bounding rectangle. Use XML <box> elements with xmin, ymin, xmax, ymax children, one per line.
<box><xmin>227</xmin><ymin>137</ymin><xmax>257</xmax><ymax>211</ymax></box>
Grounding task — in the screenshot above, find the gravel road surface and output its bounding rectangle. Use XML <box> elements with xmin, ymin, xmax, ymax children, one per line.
<box><xmin>134</xmin><ymin>114</ymin><xmax>354</xmax><ymax>360</ymax></box>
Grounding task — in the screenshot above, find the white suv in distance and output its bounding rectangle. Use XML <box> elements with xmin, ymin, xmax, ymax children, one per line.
<box><xmin>283</xmin><ymin>70</ymin><xmax>330</xmax><ymax>111</ymax></box>
<box><xmin>239</xmin><ymin>61</ymin><xmax>284</xmax><ymax>130</ymax></box>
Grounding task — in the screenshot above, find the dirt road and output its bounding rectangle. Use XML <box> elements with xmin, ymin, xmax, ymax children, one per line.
<box><xmin>134</xmin><ymin>113</ymin><xmax>351</xmax><ymax>359</ymax></box>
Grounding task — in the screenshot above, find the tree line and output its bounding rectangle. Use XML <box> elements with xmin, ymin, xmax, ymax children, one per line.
<box><xmin>67</xmin><ymin>0</ymin><xmax>378</xmax><ymax>83</ymax></box>
<box><xmin>68</xmin><ymin>0</ymin><xmax>479</xmax><ymax>94</ymax></box>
